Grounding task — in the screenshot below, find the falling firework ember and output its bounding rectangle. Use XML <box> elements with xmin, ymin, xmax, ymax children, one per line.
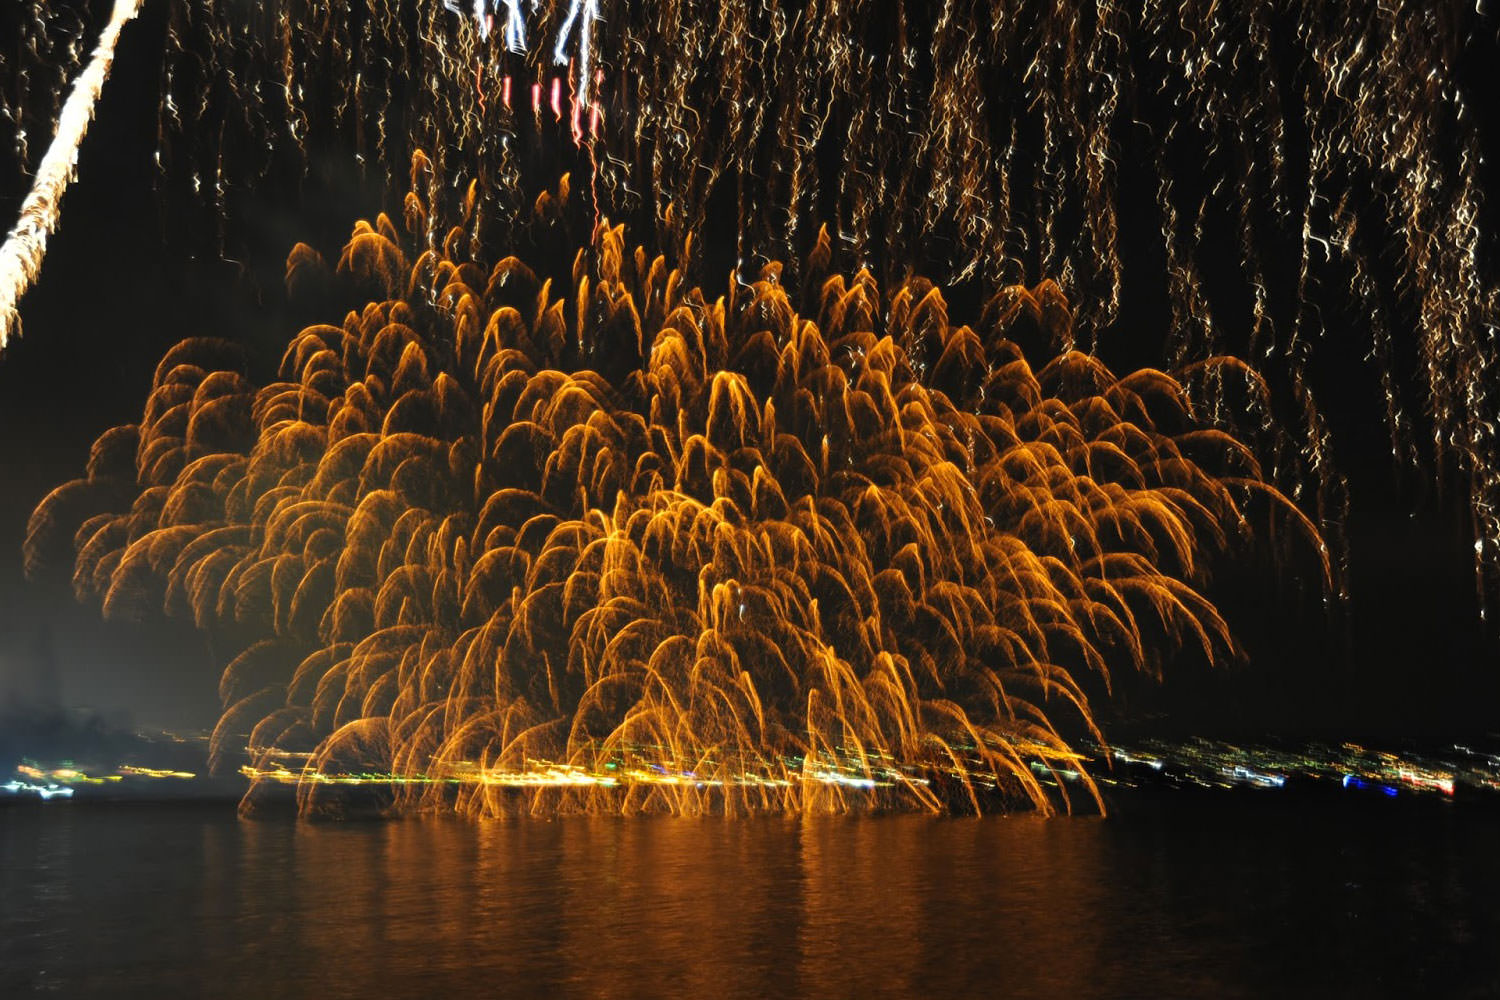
<box><xmin>26</xmin><ymin>156</ymin><xmax>1321</xmax><ymax>815</ymax></box>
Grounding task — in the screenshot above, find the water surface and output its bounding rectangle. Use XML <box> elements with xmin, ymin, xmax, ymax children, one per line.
<box><xmin>3</xmin><ymin>798</ymin><xmax>1497</xmax><ymax>997</ymax></box>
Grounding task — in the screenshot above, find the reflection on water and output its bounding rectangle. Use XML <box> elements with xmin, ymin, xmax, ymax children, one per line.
<box><xmin>3</xmin><ymin>801</ymin><xmax>1498</xmax><ymax>997</ymax></box>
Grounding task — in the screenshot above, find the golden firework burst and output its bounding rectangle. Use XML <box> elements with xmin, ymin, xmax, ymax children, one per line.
<box><xmin>28</xmin><ymin>156</ymin><xmax>1324</xmax><ymax>816</ymax></box>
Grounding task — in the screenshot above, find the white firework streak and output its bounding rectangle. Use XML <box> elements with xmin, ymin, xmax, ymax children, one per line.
<box><xmin>502</xmin><ymin>0</ymin><xmax>529</xmax><ymax>53</ymax></box>
<box><xmin>443</xmin><ymin>0</ymin><xmax>529</xmax><ymax>53</ymax></box>
<box><xmin>553</xmin><ymin>0</ymin><xmax>601</xmax><ymax>107</ymax></box>
<box><xmin>0</xmin><ymin>0</ymin><xmax>145</xmax><ymax>350</ymax></box>
<box><xmin>445</xmin><ymin>0</ymin><xmax>598</xmax><ymax>96</ymax></box>
<box><xmin>442</xmin><ymin>0</ymin><xmax>602</xmax><ymax>126</ymax></box>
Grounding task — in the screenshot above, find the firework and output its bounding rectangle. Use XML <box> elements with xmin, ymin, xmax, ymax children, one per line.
<box><xmin>0</xmin><ymin>0</ymin><xmax>144</xmax><ymax>349</ymax></box>
<box><xmin>28</xmin><ymin>157</ymin><xmax>1321</xmax><ymax>816</ymax></box>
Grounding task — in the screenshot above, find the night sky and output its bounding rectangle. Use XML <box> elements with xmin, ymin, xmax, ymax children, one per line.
<box><xmin>0</xmin><ymin>0</ymin><xmax>390</xmax><ymax>728</ymax></box>
<box><xmin>2</xmin><ymin>1</ymin><xmax>1495</xmax><ymax>741</ymax></box>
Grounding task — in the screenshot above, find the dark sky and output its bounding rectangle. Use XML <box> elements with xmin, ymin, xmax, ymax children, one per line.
<box><xmin>0</xmin><ymin>2</ymin><xmax>1494</xmax><ymax>739</ymax></box>
<box><xmin>0</xmin><ymin>1</ymin><xmax>388</xmax><ymax>730</ymax></box>
<box><xmin>0</xmin><ymin>3</ymin><xmax>206</xmax><ymax>728</ymax></box>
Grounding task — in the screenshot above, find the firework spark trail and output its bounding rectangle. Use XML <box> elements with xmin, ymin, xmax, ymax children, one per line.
<box><xmin>443</xmin><ymin>0</ymin><xmax>530</xmax><ymax>52</ymax></box>
<box><xmin>0</xmin><ymin>0</ymin><xmax>145</xmax><ymax>349</ymax></box>
<box><xmin>552</xmin><ymin>0</ymin><xmax>599</xmax><ymax>106</ymax></box>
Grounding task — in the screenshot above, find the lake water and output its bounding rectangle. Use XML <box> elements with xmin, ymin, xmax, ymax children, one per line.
<box><xmin>3</xmin><ymin>797</ymin><xmax>1498</xmax><ymax>998</ymax></box>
